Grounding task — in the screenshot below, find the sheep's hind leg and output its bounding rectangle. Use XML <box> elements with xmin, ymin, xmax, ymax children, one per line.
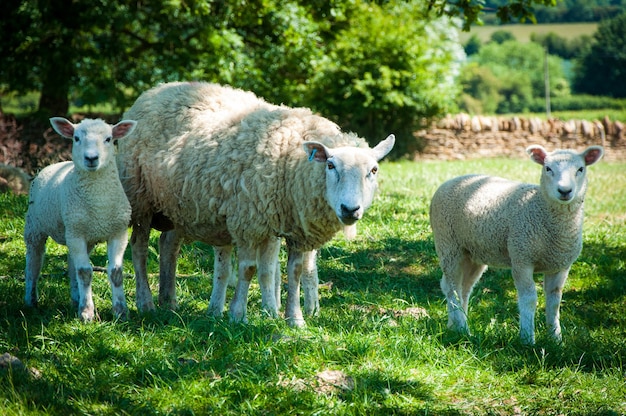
<box><xmin>158</xmin><ymin>229</ymin><xmax>182</xmax><ymax>310</ymax></box>
<box><xmin>107</xmin><ymin>232</ymin><xmax>129</xmax><ymax>320</ymax></box>
<box><xmin>257</xmin><ymin>238</ymin><xmax>280</xmax><ymax>319</ymax></box>
<box><xmin>229</xmin><ymin>246</ymin><xmax>256</xmax><ymax>324</ymax></box>
<box><xmin>302</xmin><ymin>250</ymin><xmax>319</xmax><ymax>316</ymax></box>
<box><xmin>207</xmin><ymin>245</ymin><xmax>233</xmax><ymax>317</ymax></box>
<box><xmin>285</xmin><ymin>248</ymin><xmax>305</xmax><ymax>328</ymax></box>
<box><xmin>24</xmin><ymin>234</ymin><xmax>47</xmax><ymax>307</ymax></box>
<box><xmin>544</xmin><ymin>269</ymin><xmax>569</xmax><ymax>342</ymax></box>
<box><xmin>512</xmin><ymin>265</ymin><xmax>538</xmax><ymax>345</ymax></box>
<box><xmin>130</xmin><ymin>220</ymin><xmax>155</xmax><ymax>312</ymax></box>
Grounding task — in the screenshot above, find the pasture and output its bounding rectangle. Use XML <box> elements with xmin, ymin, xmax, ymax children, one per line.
<box><xmin>459</xmin><ymin>22</ymin><xmax>598</xmax><ymax>43</ymax></box>
<box><xmin>0</xmin><ymin>156</ymin><xmax>625</xmax><ymax>414</ymax></box>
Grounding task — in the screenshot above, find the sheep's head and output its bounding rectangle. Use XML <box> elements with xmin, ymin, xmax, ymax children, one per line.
<box><xmin>303</xmin><ymin>134</ymin><xmax>395</xmax><ymax>225</ymax></box>
<box><xmin>50</xmin><ymin>117</ymin><xmax>137</xmax><ymax>172</ymax></box>
<box><xmin>527</xmin><ymin>145</ymin><xmax>604</xmax><ymax>205</ymax></box>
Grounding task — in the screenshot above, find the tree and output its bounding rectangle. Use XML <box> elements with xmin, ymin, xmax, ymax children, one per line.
<box><xmin>573</xmin><ymin>12</ymin><xmax>626</xmax><ymax>98</ymax></box>
<box><xmin>306</xmin><ymin>0</ymin><xmax>464</xmax><ymax>156</ymax></box>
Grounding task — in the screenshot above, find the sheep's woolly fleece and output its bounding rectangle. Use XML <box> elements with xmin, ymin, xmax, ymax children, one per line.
<box><xmin>119</xmin><ymin>82</ymin><xmax>372</xmax><ymax>251</ymax></box>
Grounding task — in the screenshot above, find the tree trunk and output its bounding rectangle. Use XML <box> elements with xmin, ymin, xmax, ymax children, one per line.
<box><xmin>38</xmin><ymin>65</ymin><xmax>71</xmax><ymax>117</ymax></box>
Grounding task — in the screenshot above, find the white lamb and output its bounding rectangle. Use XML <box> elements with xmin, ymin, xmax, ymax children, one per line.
<box><xmin>117</xmin><ymin>81</ymin><xmax>394</xmax><ymax>326</ymax></box>
<box><xmin>429</xmin><ymin>145</ymin><xmax>604</xmax><ymax>344</ymax></box>
<box><xmin>24</xmin><ymin>117</ymin><xmax>137</xmax><ymax>321</ymax></box>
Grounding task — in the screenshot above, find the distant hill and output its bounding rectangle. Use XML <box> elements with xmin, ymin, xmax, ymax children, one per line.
<box><xmin>459</xmin><ymin>22</ymin><xmax>598</xmax><ymax>43</ymax></box>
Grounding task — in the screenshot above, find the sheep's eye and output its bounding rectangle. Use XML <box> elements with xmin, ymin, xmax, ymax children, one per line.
<box><xmin>545</xmin><ymin>166</ymin><xmax>552</xmax><ymax>173</ymax></box>
<box><xmin>577</xmin><ymin>166</ymin><xmax>584</xmax><ymax>174</ymax></box>
<box><xmin>105</xmin><ymin>136</ymin><xmax>112</xmax><ymax>143</ymax></box>
<box><xmin>327</xmin><ymin>162</ymin><xmax>335</xmax><ymax>170</ymax></box>
<box><xmin>73</xmin><ymin>136</ymin><xmax>80</xmax><ymax>143</ymax></box>
<box><xmin>370</xmin><ymin>166</ymin><xmax>378</xmax><ymax>175</ymax></box>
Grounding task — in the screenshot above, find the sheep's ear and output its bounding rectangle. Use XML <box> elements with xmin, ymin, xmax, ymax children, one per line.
<box><xmin>112</xmin><ymin>120</ymin><xmax>137</xmax><ymax>140</ymax></box>
<box><xmin>526</xmin><ymin>145</ymin><xmax>548</xmax><ymax>166</ymax></box>
<box><xmin>582</xmin><ymin>146</ymin><xmax>604</xmax><ymax>166</ymax></box>
<box><xmin>49</xmin><ymin>117</ymin><xmax>75</xmax><ymax>139</ymax></box>
<box><xmin>303</xmin><ymin>141</ymin><xmax>330</xmax><ymax>162</ymax></box>
<box><xmin>372</xmin><ymin>134</ymin><xmax>395</xmax><ymax>161</ymax></box>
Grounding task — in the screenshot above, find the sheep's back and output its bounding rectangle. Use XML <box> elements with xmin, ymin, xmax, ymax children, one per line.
<box><xmin>119</xmin><ymin>82</ymin><xmax>359</xmax><ymax>249</ymax></box>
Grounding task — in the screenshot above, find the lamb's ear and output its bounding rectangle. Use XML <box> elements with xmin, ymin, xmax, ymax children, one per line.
<box><xmin>372</xmin><ymin>134</ymin><xmax>395</xmax><ymax>161</ymax></box>
<box><xmin>49</xmin><ymin>117</ymin><xmax>76</xmax><ymax>139</ymax></box>
<box><xmin>303</xmin><ymin>141</ymin><xmax>331</xmax><ymax>162</ymax></box>
<box><xmin>582</xmin><ymin>146</ymin><xmax>604</xmax><ymax>166</ymax></box>
<box><xmin>112</xmin><ymin>120</ymin><xmax>137</xmax><ymax>140</ymax></box>
<box><xmin>526</xmin><ymin>145</ymin><xmax>548</xmax><ymax>166</ymax></box>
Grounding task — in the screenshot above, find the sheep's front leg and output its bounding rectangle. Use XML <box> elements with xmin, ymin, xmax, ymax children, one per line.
<box><xmin>229</xmin><ymin>246</ymin><xmax>256</xmax><ymax>324</ymax></box>
<box><xmin>512</xmin><ymin>265</ymin><xmax>538</xmax><ymax>345</ymax></box>
<box><xmin>285</xmin><ymin>248</ymin><xmax>305</xmax><ymax>327</ymax></box>
<box><xmin>302</xmin><ymin>250</ymin><xmax>319</xmax><ymax>316</ymax></box>
<box><xmin>158</xmin><ymin>229</ymin><xmax>182</xmax><ymax>310</ymax></box>
<box><xmin>67</xmin><ymin>238</ymin><xmax>95</xmax><ymax>322</ymax></box>
<box><xmin>544</xmin><ymin>269</ymin><xmax>569</xmax><ymax>342</ymax></box>
<box><xmin>107</xmin><ymin>231</ymin><xmax>129</xmax><ymax>320</ymax></box>
<box><xmin>24</xmin><ymin>233</ymin><xmax>47</xmax><ymax>307</ymax></box>
<box><xmin>208</xmin><ymin>245</ymin><xmax>233</xmax><ymax>317</ymax></box>
<box><xmin>130</xmin><ymin>221</ymin><xmax>155</xmax><ymax>312</ymax></box>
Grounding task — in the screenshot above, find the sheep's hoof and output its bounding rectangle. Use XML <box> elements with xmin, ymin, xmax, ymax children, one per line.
<box><xmin>229</xmin><ymin>312</ymin><xmax>248</xmax><ymax>325</ymax></box>
<box><xmin>286</xmin><ymin>316</ymin><xmax>306</xmax><ymax>328</ymax></box>
<box><xmin>113</xmin><ymin>304</ymin><xmax>129</xmax><ymax>321</ymax></box>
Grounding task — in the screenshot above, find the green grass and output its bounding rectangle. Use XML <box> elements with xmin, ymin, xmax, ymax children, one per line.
<box><xmin>1</xmin><ymin>158</ymin><xmax>625</xmax><ymax>415</ymax></box>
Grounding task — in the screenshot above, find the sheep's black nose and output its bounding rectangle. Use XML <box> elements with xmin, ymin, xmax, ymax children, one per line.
<box><xmin>85</xmin><ymin>155</ymin><xmax>99</xmax><ymax>167</ymax></box>
<box><xmin>558</xmin><ymin>187</ymin><xmax>572</xmax><ymax>199</ymax></box>
<box><xmin>340</xmin><ymin>204</ymin><xmax>361</xmax><ymax>224</ymax></box>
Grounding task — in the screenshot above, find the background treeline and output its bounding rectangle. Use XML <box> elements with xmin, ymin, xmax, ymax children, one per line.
<box><xmin>459</xmin><ymin>12</ymin><xmax>626</xmax><ymax>115</ymax></box>
<box><xmin>2</xmin><ymin>0</ymin><xmax>625</xmax><ymax>159</ymax></box>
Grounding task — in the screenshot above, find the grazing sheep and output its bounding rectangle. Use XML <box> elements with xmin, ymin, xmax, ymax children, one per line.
<box><xmin>429</xmin><ymin>145</ymin><xmax>604</xmax><ymax>344</ymax></box>
<box><xmin>118</xmin><ymin>81</ymin><xmax>394</xmax><ymax>326</ymax></box>
<box><xmin>24</xmin><ymin>117</ymin><xmax>137</xmax><ymax>321</ymax></box>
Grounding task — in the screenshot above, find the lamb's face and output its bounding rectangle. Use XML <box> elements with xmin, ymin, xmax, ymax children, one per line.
<box><xmin>527</xmin><ymin>145</ymin><xmax>604</xmax><ymax>205</ymax></box>
<box><xmin>304</xmin><ymin>134</ymin><xmax>395</xmax><ymax>225</ymax></box>
<box><xmin>49</xmin><ymin>117</ymin><xmax>137</xmax><ymax>172</ymax></box>
<box><xmin>71</xmin><ymin>120</ymin><xmax>116</xmax><ymax>171</ymax></box>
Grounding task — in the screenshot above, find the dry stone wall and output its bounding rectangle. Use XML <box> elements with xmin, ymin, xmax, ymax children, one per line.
<box><xmin>415</xmin><ymin>114</ymin><xmax>626</xmax><ymax>161</ymax></box>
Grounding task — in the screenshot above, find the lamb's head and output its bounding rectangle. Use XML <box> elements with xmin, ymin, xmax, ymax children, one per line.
<box><xmin>50</xmin><ymin>117</ymin><xmax>137</xmax><ymax>172</ymax></box>
<box><xmin>304</xmin><ymin>134</ymin><xmax>395</xmax><ymax>225</ymax></box>
<box><xmin>527</xmin><ymin>145</ymin><xmax>604</xmax><ymax>205</ymax></box>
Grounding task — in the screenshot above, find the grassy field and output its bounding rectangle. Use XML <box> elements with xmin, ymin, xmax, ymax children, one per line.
<box><xmin>459</xmin><ymin>22</ymin><xmax>598</xmax><ymax>43</ymax></box>
<box><xmin>0</xmin><ymin>157</ymin><xmax>625</xmax><ymax>415</ymax></box>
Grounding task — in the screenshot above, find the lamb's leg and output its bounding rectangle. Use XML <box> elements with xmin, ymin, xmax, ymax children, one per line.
<box><xmin>67</xmin><ymin>237</ymin><xmax>95</xmax><ymax>322</ymax></box>
<box><xmin>512</xmin><ymin>265</ymin><xmax>538</xmax><ymax>345</ymax></box>
<box><xmin>68</xmin><ymin>254</ymin><xmax>79</xmax><ymax>307</ymax></box>
<box><xmin>439</xmin><ymin>251</ymin><xmax>470</xmax><ymax>333</ymax></box>
<box><xmin>24</xmin><ymin>233</ymin><xmax>47</xmax><ymax>307</ymax></box>
<box><xmin>130</xmin><ymin>221</ymin><xmax>155</xmax><ymax>312</ymax></box>
<box><xmin>107</xmin><ymin>231</ymin><xmax>129</xmax><ymax>320</ymax></box>
<box><xmin>229</xmin><ymin>246</ymin><xmax>256</xmax><ymax>323</ymax></box>
<box><xmin>302</xmin><ymin>250</ymin><xmax>319</xmax><ymax>316</ymax></box>
<box><xmin>460</xmin><ymin>257</ymin><xmax>487</xmax><ymax>316</ymax></box>
<box><xmin>274</xmin><ymin>254</ymin><xmax>282</xmax><ymax>311</ymax></box>
<box><xmin>207</xmin><ymin>245</ymin><xmax>233</xmax><ymax>317</ymax></box>
<box><xmin>158</xmin><ymin>229</ymin><xmax>182</xmax><ymax>310</ymax></box>
<box><xmin>285</xmin><ymin>248</ymin><xmax>305</xmax><ymax>327</ymax></box>
<box><xmin>257</xmin><ymin>238</ymin><xmax>280</xmax><ymax>318</ymax></box>
<box><xmin>544</xmin><ymin>269</ymin><xmax>569</xmax><ymax>342</ymax></box>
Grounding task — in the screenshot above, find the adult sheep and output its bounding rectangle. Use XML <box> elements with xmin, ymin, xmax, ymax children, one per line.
<box><xmin>118</xmin><ymin>82</ymin><xmax>394</xmax><ymax>326</ymax></box>
<box><xmin>430</xmin><ymin>145</ymin><xmax>603</xmax><ymax>344</ymax></box>
<box><xmin>24</xmin><ymin>117</ymin><xmax>137</xmax><ymax>321</ymax></box>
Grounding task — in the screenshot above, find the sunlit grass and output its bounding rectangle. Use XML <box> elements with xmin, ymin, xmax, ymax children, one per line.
<box><xmin>0</xmin><ymin>157</ymin><xmax>624</xmax><ymax>414</ymax></box>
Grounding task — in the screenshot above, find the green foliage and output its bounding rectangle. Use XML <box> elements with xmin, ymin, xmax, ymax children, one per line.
<box><xmin>489</xmin><ymin>29</ymin><xmax>516</xmax><ymax>44</ymax></box>
<box><xmin>460</xmin><ymin>40</ymin><xmax>569</xmax><ymax>113</ymax></box>
<box><xmin>573</xmin><ymin>12</ymin><xmax>626</xmax><ymax>98</ymax></box>
<box><xmin>306</xmin><ymin>0</ymin><xmax>464</xmax><ymax>157</ymax></box>
<box><xmin>530</xmin><ymin>31</ymin><xmax>593</xmax><ymax>59</ymax></box>
<box><xmin>1</xmin><ymin>158</ymin><xmax>625</xmax><ymax>414</ymax></box>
